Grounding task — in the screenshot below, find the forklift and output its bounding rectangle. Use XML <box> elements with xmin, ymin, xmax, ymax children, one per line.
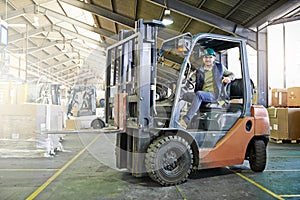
<box><xmin>67</xmin><ymin>85</ymin><xmax>105</xmax><ymax>129</ymax></box>
<box><xmin>105</xmin><ymin>19</ymin><xmax>270</xmax><ymax>186</ymax></box>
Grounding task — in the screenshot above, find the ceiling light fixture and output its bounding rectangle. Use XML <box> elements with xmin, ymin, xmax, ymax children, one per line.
<box><xmin>32</xmin><ymin>3</ymin><xmax>40</xmax><ymax>27</ymax></box>
<box><xmin>61</xmin><ymin>43</ymin><xmax>67</xmax><ymax>53</ymax></box>
<box><xmin>162</xmin><ymin>9</ymin><xmax>173</xmax><ymax>25</ymax></box>
<box><xmin>61</xmin><ymin>37</ymin><xmax>68</xmax><ymax>52</ymax></box>
<box><xmin>162</xmin><ymin>0</ymin><xmax>173</xmax><ymax>25</ymax></box>
<box><xmin>32</xmin><ymin>15</ymin><xmax>39</xmax><ymax>27</ymax></box>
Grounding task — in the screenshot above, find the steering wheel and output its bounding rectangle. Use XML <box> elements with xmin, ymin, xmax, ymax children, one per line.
<box><xmin>186</xmin><ymin>78</ymin><xmax>195</xmax><ymax>90</ymax></box>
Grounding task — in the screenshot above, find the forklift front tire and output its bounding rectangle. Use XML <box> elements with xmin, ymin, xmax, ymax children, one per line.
<box><xmin>145</xmin><ymin>135</ymin><xmax>193</xmax><ymax>186</ymax></box>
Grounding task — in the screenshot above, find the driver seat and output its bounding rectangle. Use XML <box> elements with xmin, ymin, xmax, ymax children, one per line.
<box><xmin>190</xmin><ymin>79</ymin><xmax>245</xmax><ymax>130</ymax></box>
<box><xmin>199</xmin><ymin>78</ymin><xmax>249</xmax><ymax>111</ymax></box>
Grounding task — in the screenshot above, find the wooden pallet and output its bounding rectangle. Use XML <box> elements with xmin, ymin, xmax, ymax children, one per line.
<box><xmin>270</xmin><ymin>137</ymin><xmax>300</xmax><ymax>144</ymax></box>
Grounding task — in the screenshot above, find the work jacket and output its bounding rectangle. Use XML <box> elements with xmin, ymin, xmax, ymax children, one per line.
<box><xmin>194</xmin><ymin>62</ymin><xmax>235</xmax><ymax>101</ymax></box>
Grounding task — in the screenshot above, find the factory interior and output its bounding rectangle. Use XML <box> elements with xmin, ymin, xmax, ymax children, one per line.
<box><xmin>0</xmin><ymin>0</ymin><xmax>300</xmax><ymax>199</ymax></box>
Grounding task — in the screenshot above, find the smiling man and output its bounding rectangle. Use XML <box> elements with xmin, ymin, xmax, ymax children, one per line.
<box><xmin>178</xmin><ymin>48</ymin><xmax>235</xmax><ymax>129</ymax></box>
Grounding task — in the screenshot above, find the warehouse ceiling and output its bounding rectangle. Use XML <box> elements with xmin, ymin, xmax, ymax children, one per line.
<box><xmin>0</xmin><ymin>0</ymin><xmax>299</xmax><ymax>89</ymax></box>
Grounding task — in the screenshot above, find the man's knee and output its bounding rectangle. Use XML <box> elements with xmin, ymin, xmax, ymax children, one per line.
<box><xmin>196</xmin><ymin>91</ymin><xmax>205</xmax><ymax>99</ymax></box>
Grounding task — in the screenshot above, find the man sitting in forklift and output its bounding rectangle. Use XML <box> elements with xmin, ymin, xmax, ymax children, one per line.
<box><xmin>178</xmin><ymin>48</ymin><xmax>235</xmax><ymax>129</ymax></box>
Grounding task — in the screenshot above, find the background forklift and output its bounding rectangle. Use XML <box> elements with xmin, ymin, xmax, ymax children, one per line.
<box><xmin>67</xmin><ymin>85</ymin><xmax>105</xmax><ymax>129</ymax></box>
<box><xmin>106</xmin><ymin>19</ymin><xmax>270</xmax><ymax>186</ymax></box>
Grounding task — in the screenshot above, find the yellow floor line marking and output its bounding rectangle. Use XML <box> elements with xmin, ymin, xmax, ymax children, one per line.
<box><xmin>280</xmin><ymin>194</ymin><xmax>300</xmax><ymax>197</ymax></box>
<box><xmin>265</xmin><ymin>169</ymin><xmax>300</xmax><ymax>172</ymax></box>
<box><xmin>241</xmin><ymin>169</ymin><xmax>300</xmax><ymax>173</ymax></box>
<box><xmin>175</xmin><ymin>185</ymin><xmax>187</xmax><ymax>200</ymax></box>
<box><xmin>0</xmin><ymin>169</ymin><xmax>59</xmax><ymax>171</ymax></box>
<box><xmin>25</xmin><ymin>134</ymin><xmax>101</xmax><ymax>200</ymax></box>
<box><xmin>234</xmin><ymin>172</ymin><xmax>284</xmax><ymax>200</ymax></box>
<box><xmin>269</xmin><ymin>156</ymin><xmax>300</xmax><ymax>158</ymax></box>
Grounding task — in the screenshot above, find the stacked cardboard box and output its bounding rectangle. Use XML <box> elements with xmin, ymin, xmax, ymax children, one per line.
<box><xmin>65</xmin><ymin>119</ymin><xmax>78</xmax><ymax>130</ymax></box>
<box><xmin>0</xmin><ymin>103</ymin><xmax>64</xmax><ymax>157</ymax></box>
<box><xmin>0</xmin><ymin>83</ymin><xmax>27</xmax><ymax>104</ymax></box>
<box><xmin>267</xmin><ymin>107</ymin><xmax>300</xmax><ymax>140</ymax></box>
<box><xmin>268</xmin><ymin>87</ymin><xmax>300</xmax><ymax>142</ymax></box>
<box><xmin>287</xmin><ymin>87</ymin><xmax>300</xmax><ymax>107</ymax></box>
<box><xmin>0</xmin><ymin>104</ymin><xmax>46</xmax><ymax>140</ymax></box>
<box><xmin>271</xmin><ymin>87</ymin><xmax>300</xmax><ymax>107</ymax></box>
<box><xmin>271</xmin><ymin>88</ymin><xmax>287</xmax><ymax>107</ymax></box>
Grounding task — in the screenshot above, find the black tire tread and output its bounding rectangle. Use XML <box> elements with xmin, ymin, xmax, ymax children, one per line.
<box><xmin>91</xmin><ymin>119</ymin><xmax>105</xmax><ymax>129</ymax></box>
<box><xmin>145</xmin><ymin>135</ymin><xmax>193</xmax><ymax>186</ymax></box>
<box><xmin>249</xmin><ymin>140</ymin><xmax>266</xmax><ymax>172</ymax></box>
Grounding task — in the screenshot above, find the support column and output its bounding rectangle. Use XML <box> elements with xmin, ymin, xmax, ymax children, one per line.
<box><xmin>257</xmin><ymin>28</ymin><xmax>268</xmax><ymax>107</ymax></box>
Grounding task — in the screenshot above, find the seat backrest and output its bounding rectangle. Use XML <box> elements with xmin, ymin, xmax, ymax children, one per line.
<box><xmin>228</xmin><ymin>78</ymin><xmax>243</xmax><ymax>99</ymax></box>
<box><xmin>228</xmin><ymin>78</ymin><xmax>254</xmax><ymax>99</ymax></box>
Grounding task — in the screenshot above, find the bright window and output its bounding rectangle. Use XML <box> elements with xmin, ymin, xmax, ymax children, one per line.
<box><xmin>268</xmin><ymin>20</ymin><xmax>300</xmax><ymax>88</ymax></box>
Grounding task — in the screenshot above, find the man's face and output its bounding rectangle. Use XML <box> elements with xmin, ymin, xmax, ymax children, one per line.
<box><xmin>203</xmin><ymin>55</ymin><xmax>215</xmax><ymax>67</ymax></box>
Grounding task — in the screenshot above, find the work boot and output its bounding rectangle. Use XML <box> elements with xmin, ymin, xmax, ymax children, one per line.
<box><xmin>179</xmin><ymin>119</ymin><xmax>187</xmax><ymax>129</ymax></box>
<box><xmin>176</xmin><ymin>119</ymin><xmax>187</xmax><ymax>129</ymax></box>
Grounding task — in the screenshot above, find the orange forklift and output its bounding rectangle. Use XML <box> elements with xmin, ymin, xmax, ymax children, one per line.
<box><xmin>105</xmin><ymin>19</ymin><xmax>270</xmax><ymax>186</ymax></box>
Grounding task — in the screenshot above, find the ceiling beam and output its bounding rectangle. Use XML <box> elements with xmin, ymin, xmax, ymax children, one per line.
<box><xmin>52</xmin><ymin>25</ymin><xmax>103</xmax><ymax>47</ymax></box>
<box><xmin>270</xmin><ymin>14</ymin><xmax>300</xmax><ymax>26</ymax></box>
<box><xmin>244</xmin><ymin>0</ymin><xmax>300</xmax><ymax>28</ymax></box>
<box><xmin>64</xmin><ymin>71</ymin><xmax>95</xmax><ymax>80</ymax></box>
<box><xmin>27</xmin><ymin>40</ymin><xmax>58</xmax><ymax>53</ymax></box>
<box><xmin>38</xmin><ymin>5</ymin><xmax>116</xmax><ymax>41</ymax></box>
<box><xmin>43</xmin><ymin>58</ymin><xmax>75</xmax><ymax>69</ymax></box>
<box><xmin>27</xmin><ymin>61</ymin><xmax>72</xmax><ymax>87</ymax></box>
<box><xmin>59</xmin><ymin>0</ymin><xmax>135</xmax><ymax>28</ymax></box>
<box><xmin>52</xmin><ymin>64</ymin><xmax>78</xmax><ymax>74</ymax></box>
<box><xmin>9</xmin><ymin>25</ymin><xmax>53</xmax><ymax>43</ymax></box>
<box><xmin>0</xmin><ymin>6</ymin><xmax>34</xmax><ymax>20</ymax></box>
<box><xmin>28</xmin><ymin>51</ymin><xmax>68</xmax><ymax>63</ymax></box>
<box><xmin>148</xmin><ymin>0</ymin><xmax>257</xmax><ymax>46</ymax></box>
<box><xmin>4</xmin><ymin>4</ymin><xmax>113</xmax><ymax>46</ymax></box>
<box><xmin>59</xmin><ymin>0</ymin><xmax>179</xmax><ymax>41</ymax></box>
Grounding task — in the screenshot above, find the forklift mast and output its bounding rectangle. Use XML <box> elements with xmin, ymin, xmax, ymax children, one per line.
<box><xmin>105</xmin><ymin>19</ymin><xmax>164</xmax><ymax>175</ymax></box>
<box><xmin>105</xmin><ymin>19</ymin><xmax>163</xmax><ymax>130</ymax></box>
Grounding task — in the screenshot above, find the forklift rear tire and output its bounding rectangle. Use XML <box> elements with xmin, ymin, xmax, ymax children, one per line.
<box><xmin>91</xmin><ymin>119</ymin><xmax>105</xmax><ymax>129</ymax></box>
<box><xmin>249</xmin><ymin>140</ymin><xmax>266</xmax><ymax>172</ymax></box>
<box><xmin>145</xmin><ymin>135</ymin><xmax>193</xmax><ymax>186</ymax></box>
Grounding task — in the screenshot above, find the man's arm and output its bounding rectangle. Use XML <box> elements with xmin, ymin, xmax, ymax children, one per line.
<box><xmin>222</xmin><ymin>65</ymin><xmax>235</xmax><ymax>83</ymax></box>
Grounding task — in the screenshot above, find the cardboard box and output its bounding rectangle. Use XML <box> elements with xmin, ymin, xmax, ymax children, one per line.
<box><xmin>288</xmin><ymin>108</ymin><xmax>300</xmax><ymax>139</ymax></box>
<box><xmin>0</xmin><ymin>83</ymin><xmax>27</xmax><ymax>104</ymax></box>
<box><xmin>0</xmin><ymin>103</ymin><xmax>64</xmax><ymax>157</ymax></box>
<box><xmin>287</xmin><ymin>87</ymin><xmax>300</xmax><ymax>107</ymax></box>
<box><xmin>0</xmin><ymin>103</ymin><xmax>63</xmax><ymax>139</ymax></box>
<box><xmin>65</xmin><ymin>119</ymin><xmax>78</xmax><ymax>130</ymax></box>
<box><xmin>46</xmin><ymin>105</ymin><xmax>63</xmax><ymax>131</ymax></box>
<box><xmin>0</xmin><ymin>104</ymin><xmax>46</xmax><ymax>139</ymax></box>
<box><xmin>267</xmin><ymin>107</ymin><xmax>300</xmax><ymax>140</ymax></box>
<box><xmin>271</xmin><ymin>88</ymin><xmax>287</xmax><ymax>107</ymax></box>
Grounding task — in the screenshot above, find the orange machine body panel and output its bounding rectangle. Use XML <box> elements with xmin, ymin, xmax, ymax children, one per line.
<box><xmin>251</xmin><ymin>105</ymin><xmax>270</xmax><ymax>136</ymax></box>
<box><xmin>198</xmin><ymin>105</ymin><xmax>269</xmax><ymax>169</ymax></box>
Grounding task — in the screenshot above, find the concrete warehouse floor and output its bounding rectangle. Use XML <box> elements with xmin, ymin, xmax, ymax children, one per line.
<box><xmin>0</xmin><ymin>132</ymin><xmax>299</xmax><ymax>200</ymax></box>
